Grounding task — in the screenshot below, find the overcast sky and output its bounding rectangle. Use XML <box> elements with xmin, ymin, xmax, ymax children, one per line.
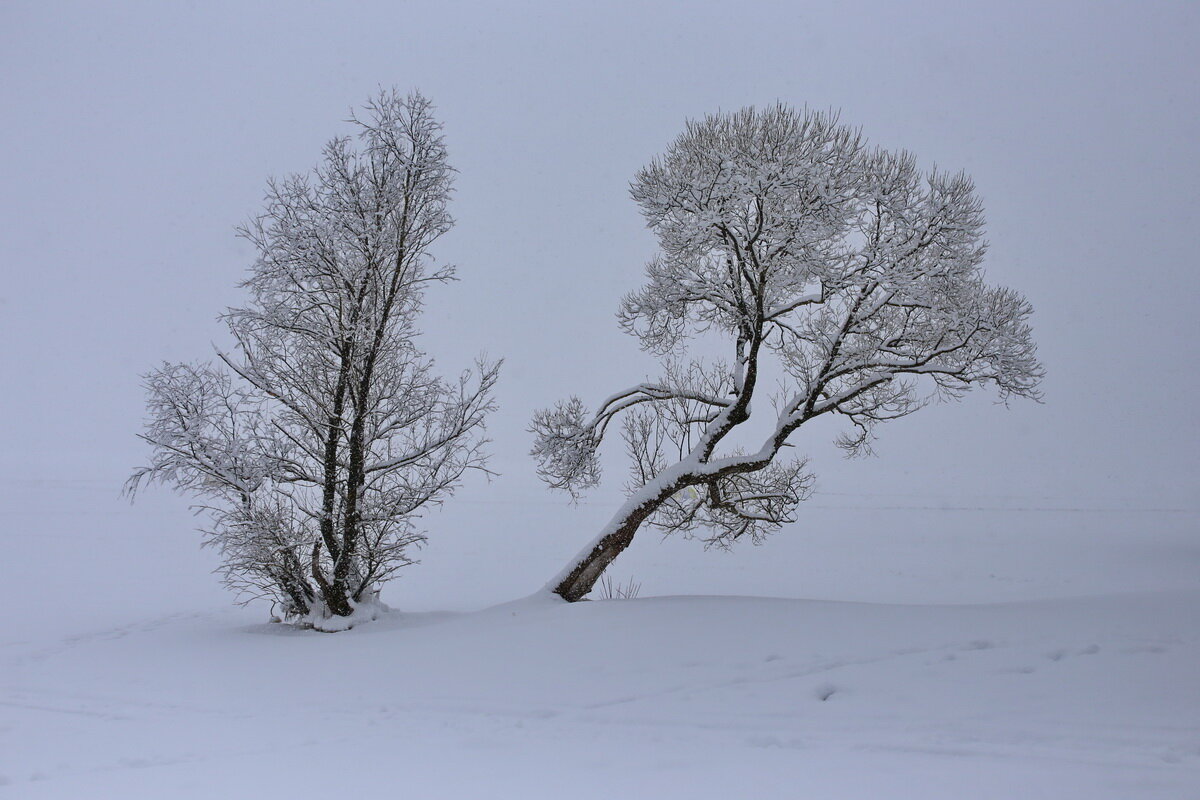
<box><xmin>2</xmin><ymin>0</ymin><xmax>1197</xmax><ymax>517</ymax></box>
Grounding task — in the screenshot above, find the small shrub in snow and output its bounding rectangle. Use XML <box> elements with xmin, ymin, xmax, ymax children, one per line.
<box><xmin>596</xmin><ymin>574</ymin><xmax>642</xmax><ymax>600</ymax></box>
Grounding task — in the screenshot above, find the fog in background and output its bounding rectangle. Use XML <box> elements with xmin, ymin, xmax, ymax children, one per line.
<box><xmin>2</xmin><ymin>1</ymin><xmax>1197</xmax><ymax>620</ymax></box>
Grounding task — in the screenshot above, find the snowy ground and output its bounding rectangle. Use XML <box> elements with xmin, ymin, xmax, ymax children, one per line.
<box><xmin>2</xmin><ymin>481</ymin><xmax>1198</xmax><ymax>798</ymax></box>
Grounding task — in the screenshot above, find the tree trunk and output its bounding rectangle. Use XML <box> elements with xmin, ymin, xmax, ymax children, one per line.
<box><xmin>277</xmin><ymin>571</ymin><xmax>314</xmax><ymax>618</ymax></box>
<box><xmin>551</xmin><ymin>451</ymin><xmax>779</xmax><ymax>601</ymax></box>
<box><xmin>552</xmin><ymin>489</ymin><xmax>675</xmax><ymax>601</ymax></box>
<box><xmin>311</xmin><ymin>541</ymin><xmax>354</xmax><ymax>617</ymax></box>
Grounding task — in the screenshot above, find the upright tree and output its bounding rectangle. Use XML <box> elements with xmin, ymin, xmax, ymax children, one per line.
<box><xmin>129</xmin><ymin>90</ymin><xmax>499</xmax><ymax>625</ymax></box>
<box><xmin>532</xmin><ymin>105</ymin><xmax>1042</xmax><ymax>601</ymax></box>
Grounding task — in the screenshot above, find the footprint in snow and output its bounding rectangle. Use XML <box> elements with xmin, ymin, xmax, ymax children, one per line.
<box><xmin>814</xmin><ymin>684</ymin><xmax>838</xmax><ymax>702</ymax></box>
<box><xmin>1045</xmin><ymin>645</ymin><xmax>1100</xmax><ymax>661</ymax></box>
<box><xmin>746</xmin><ymin>735</ymin><xmax>804</xmax><ymax>749</ymax></box>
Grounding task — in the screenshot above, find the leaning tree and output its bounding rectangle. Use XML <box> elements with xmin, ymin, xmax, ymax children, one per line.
<box><xmin>129</xmin><ymin>90</ymin><xmax>499</xmax><ymax>625</ymax></box>
<box><xmin>532</xmin><ymin>105</ymin><xmax>1042</xmax><ymax>601</ymax></box>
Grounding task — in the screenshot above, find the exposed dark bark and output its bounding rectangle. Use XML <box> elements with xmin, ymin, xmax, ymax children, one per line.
<box><xmin>319</xmin><ymin>352</ymin><xmax>351</xmax><ymax>564</ymax></box>
<box><xmin>553</xmin><ymin>492</ymin><xmax>674</xmax><ymax>602</ymax></box>
<box><xmin>276</xmin><ymin>566</ymin><xmax>315</xmax><ymax>617</ymax></box>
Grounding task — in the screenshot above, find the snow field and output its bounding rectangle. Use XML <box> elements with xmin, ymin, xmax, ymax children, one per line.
<box><xmin>2</xmin><ymin>481</ymin><xmax>1197</xmax><ymax>798</ymax></box>
<box><xmin>3</xmin><ymin>588</ymin><xmax>1198</xmax><ymax>797</ymax></box>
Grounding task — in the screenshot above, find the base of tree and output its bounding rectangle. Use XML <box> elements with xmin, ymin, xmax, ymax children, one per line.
<box><xmin>281</xmin><ymin>597</ymin><xmax>390</xmax><ymax>632</ymax></box>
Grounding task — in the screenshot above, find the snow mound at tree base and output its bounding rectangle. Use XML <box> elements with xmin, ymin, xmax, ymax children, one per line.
<box><xmin>292</xmin><ymin>597</ymin><xmax>391</xmax><ymax>632</ymax></box>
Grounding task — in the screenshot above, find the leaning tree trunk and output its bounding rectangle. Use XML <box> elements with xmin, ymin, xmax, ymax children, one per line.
<box><xmin>551</xmin><ymin>481</ymin><xmax>684</xmax><ymax>601</ymax></box>
<box><xmin>550</xmin><ymin>441</ymin><xmax>778</xmax><ymax>601</ymax></box>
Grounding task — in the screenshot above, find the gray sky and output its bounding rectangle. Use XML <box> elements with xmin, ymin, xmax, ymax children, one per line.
<box><xmin>2</xmin><ymin>0</ymin><xmax>1197</xmax><ymax>515</ymax></box>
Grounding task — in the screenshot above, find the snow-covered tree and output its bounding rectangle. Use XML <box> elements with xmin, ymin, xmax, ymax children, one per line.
<box><xmin>129</xmin><ymin>90</ymin><xmax>499</xmax><ymax>625</ymax></box>
<box><xmin>532</xmin><ymin>105</ymin><xmax>1042</xmax><ymax>601</ymax></box>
